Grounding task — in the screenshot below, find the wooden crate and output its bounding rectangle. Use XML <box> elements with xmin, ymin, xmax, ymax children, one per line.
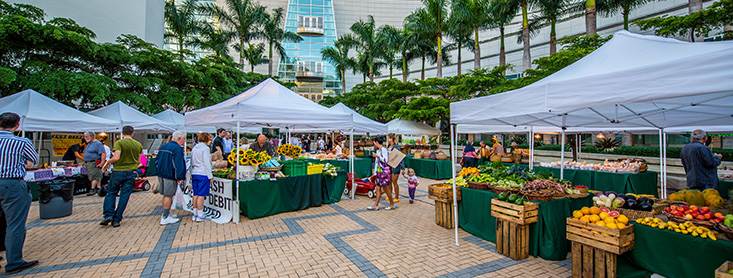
<box><xmin>428</xmin><ymin>184</ymin><xmax>462</xmax><ymax>202</ymax></box>
<box><xmin>491</xmin><ymin>199</ymin><xmax>539</xmax><ymax>225</ymax></box>
<box><xmin>571</xmin><ymin>241</ymin><xmax>621</xmax><ymax>278</ymax></box>
<box><xmin>434</xmin><ymin>200</ymin><xmax>455</xmax><ymax>229</ymax></box>
<box><xmin>566</xmin><ymin>218</ymin><xmax>634</xmax><ymax>255</ymax></box>
<box><xmin>717</xmin><ymin>261</ymin><xmax>733</xmax><ymax>278</ymax></box>
<box><xmin>495</xmin><ymin>219</ymin><xmax>531</xmax><ymax>260</ymax></box>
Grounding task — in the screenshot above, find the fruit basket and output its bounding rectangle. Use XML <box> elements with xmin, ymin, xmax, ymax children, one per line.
<box><xmin>616</xmin><ymin>207</ymin><xmax>655</xmax><ymax>221</ymax></box>
<box><xmin>716</xmin><ymin>261</ymin><xmax>733</xmax><ymax>278</ymax></box>
<box><xmin>662</xmin><ymin>210</ymin><xmax>718</xmax><ymax>228</ymax></box>
<box><xmin>716</xmin><ymin>223</ymin><xmax>733</xmax><ymax>240</ymax></box>
<box><xmin>566</xmin><ymin>218</ymin><xmax>635</xmax><ymax>255</ymax></box>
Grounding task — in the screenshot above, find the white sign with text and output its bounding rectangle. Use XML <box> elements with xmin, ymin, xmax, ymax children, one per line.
<box><xmin>177</xmin><ymin>177</ymin><xmax>238</xmax><ymax>224</ymax></box>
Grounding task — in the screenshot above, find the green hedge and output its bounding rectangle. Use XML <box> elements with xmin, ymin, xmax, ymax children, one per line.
<box><xmin>521</xmin><ymin>144</ymin><xmax>733</xmax><ymax>161</ymax></box>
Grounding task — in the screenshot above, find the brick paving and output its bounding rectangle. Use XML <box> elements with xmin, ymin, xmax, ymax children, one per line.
<box><xmin>9</xmin><ymin>177</ymin><xmax>572</xmax><ymax>277</ymax></box>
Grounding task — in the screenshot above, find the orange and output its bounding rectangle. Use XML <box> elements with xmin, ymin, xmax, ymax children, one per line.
<box><xmin>572</xmin><ymin>211</ymin><xmax>583</xmax><ymax>219</ymax></box>
<box><xmin>590</xmin><ymin>207</ymin><xmax>601</xmax><ymax>215</ymax></box>
<box><xmin>580</xmin><ymin>215</ymin><xmax>591</xmax><ymax>223</ymax></box>
<box><xmin>616</xmin><ymin>223</ymin><xmax>626</xmax><ymax>229</ymax></box>
<box><xmin>605</xmin><ymin>223</ymin><xmax>618</xmax><ymax>229</ymax></box>
<box><xmin>581</xmin><ymin>207</ymin><xmax>591</xmax><ymax>215</ymax></box>
<box><xmin>599</xmin><ymin>212</ymin><xmax>609</xmax><ymax>220</ymax></box>
<box><xmin>617</xmin><ymin>215</ymin><xmax>629</xmax><ymax>224</ymax></box>
<box><xmin>589</xmin><ymin>215</ymin><xmax>600</xmax><ymax>223</ymax></box>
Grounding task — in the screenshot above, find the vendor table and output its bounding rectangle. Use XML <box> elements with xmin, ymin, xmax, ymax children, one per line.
<box><xmin>237</xmin><ymin>172</ymin><xmax>346</xmax><ymax>219</ymax></box>
<box><xmin>533</xmin><ymin>166</ymin><xmax>658</xmax><ymax>196</ymax></box>
<box><xmin>404</xmin><ymin>158</ymin><xmax>453</xmax><ymax>180</ymax></box>
<box><xmin>718</xmin><ymin>179</ymin><xmax>732</xmax><ymax>199</ymax></box>
<box><xmin>458</xmin><ymin>187</ymin><xmax>592</xmax><ymax>260</ymax></box>
<box><xmin>618</xmin><ymin>224</ymin><xmax>733</xmax><ymax>278</ymax></box>
<box><xmin>146</xmin><ymin>157</ymin><xmax>157</xmax><ymax>177</ymax></box>
<box><xmin>302</xmin><ymin>158</ymin><xmax>373</xmax><ymax>178</ymax></box>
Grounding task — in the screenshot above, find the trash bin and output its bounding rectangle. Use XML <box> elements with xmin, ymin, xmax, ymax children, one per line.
<box><xmin>38</xmin><ymin>179</ymin><xmax>74</xmax><ymax>219</ymax></box>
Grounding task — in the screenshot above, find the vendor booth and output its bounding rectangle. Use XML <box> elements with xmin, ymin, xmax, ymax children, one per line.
<box><xmin>443</xmin><ymin>31</ymin><xmax>733</xmax><ymax>277</ymax></box>
<box><xmin>185</xmin><ymin>78</ymin><xmax>355</xmax><ymax>222</ymax></box>
<box><xmin>385</xmin><ymin>119</ymin><xmax>447</xmax><ymax>178</ymax></box>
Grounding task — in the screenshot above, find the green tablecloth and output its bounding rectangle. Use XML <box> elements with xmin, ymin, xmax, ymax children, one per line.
<box><xmin>533</xmin><ymin>166</ymin><xmax>658</xmax><ymax>196</ymax></box>
<box><xmin>146</xmin><ymin>157</ymin><xmax>157</xmax><ymax>176</ymax></box>
<box><xmin>534</xmin><ymin>167</ymin><xmax>594</xmax><ymax>187</ymax></box>
<box><xmin>619</xmin><ymin>224</ymin><xmax>733</xmax><ymax>278</ymax></box>
<box><xmin>237</xmin><ymin>172</ymin><xmax>347</xmax><ymax>219</ymax></box>
<box><xmin>404</xmin><ymin>158</ymin><xmax>453</xmax><ymax>180</ymax></box>
<box><xmin>718</xmin><ymin>180</ymin><xmax>733</xmax><ymax>199</ymax></box>
<box><xmin>302</xmin><ymin>158</ymin><xmax>373</xmax><ymax>178</ymax></box>
<box><xmin>458</xmin><ymin>187</ymin><xmax>593</xmax><ymax>260</ymax></box>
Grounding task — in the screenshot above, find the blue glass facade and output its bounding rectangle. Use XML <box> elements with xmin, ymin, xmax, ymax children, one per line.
<box><xmin>279</xmin><ymin>0</ymin><xmax>341</xmax><ymax>99</ymax></box>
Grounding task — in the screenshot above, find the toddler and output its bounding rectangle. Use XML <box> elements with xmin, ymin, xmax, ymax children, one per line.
<box><xmin>402</xmin><ymin>168</ymin><xmax>419</xmax><ymax>204</ymax></box>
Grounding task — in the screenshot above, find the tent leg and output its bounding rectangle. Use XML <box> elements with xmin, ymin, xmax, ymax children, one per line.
<box><xmin>350</xmin><ymin>130</ymin><xmax>355</xmax><ymax>200</ymax></box>
<box><xmin>234</xmin><ymin>121</ymin><xmax>241</xmax><ymax>224</ymax></box>
<box><xmin>529</xmin><ymin>128</ymin><xmax>534</xmax><ymax>171</ymax></box>
<box><xmin>662</xmin><ymin>131</ymin><xmax>668</xmax><ymax>199</ymax></box>
<box><xmin>450</xmin><ymin>124</ymin><xmax>459</xmax><ymax>247</ymax></box>
<box><xmin>560</xmin><ymin>128</ymin><xmax>566</xmax><ymax>180</ymax></box>
<box><xmin>658</xmin><ymin>129</ymin><xmax>663</xmax><ymax>198</ymax></box>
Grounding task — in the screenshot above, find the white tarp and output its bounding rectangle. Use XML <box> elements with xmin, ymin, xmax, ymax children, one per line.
<box><xmin>386</xmin><ymin>119</ymin><xmax>441</xmax><ymax>136</ymax></box>
<box><xmin>290</xmin><ymin>103</ymin><xmax>388</xmax><ymax>135</ymax></box>
<box><xmin>0</xmin><ymin>89</ymin><xmax>118</xmax><ymax>132</ymax></box>
<box><xmin>153</xmin><ymin>109</ymin><xmax>216</xmax><ymax>133</ymax></box>
<box><xmin>450</xmin><ymin>31</ymin><xmax>733</xmax><ymax>130</ymax></box>
<box><xmin>456</xmin><ymin>124</ymin><xmax>659</xmax><ymax>134</ymax></box>
<box><xmin>90</xmin><ymin>101</ymin><xmax>174</xmax><ymax>131</ymax></box>
<box><xmin>184</xmin><ymin>78</ymin><xmax>353</xmax><ymax>130</ymax></box>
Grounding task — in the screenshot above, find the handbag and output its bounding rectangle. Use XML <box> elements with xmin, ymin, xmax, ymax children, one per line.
<box><xmin>387</xmin><ymin>147</ymin><xmax>406</xmax><ymax>169</ymax></box>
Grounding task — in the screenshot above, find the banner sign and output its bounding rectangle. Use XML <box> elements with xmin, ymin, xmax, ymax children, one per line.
<box><xmin>51</xmin><ymin>133</ymin><xmax>82</xmax><ymax>157</ymax></box>
<box><xmin>177</xmin><ymin>177</ymin><xmax>238</xmax><ymax>224</ymax></box>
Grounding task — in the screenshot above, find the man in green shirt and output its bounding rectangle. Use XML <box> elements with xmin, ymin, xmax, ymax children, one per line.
<box><xmin>100</xmin><ymin>126</ymin><xmax>143</xmax><ymax>228</ymax></box>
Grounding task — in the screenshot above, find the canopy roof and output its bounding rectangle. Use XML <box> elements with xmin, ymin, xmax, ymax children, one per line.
<box><xmin>0</xmin><ymin>89</ymin><xmax>118</xmax><ymax>132</ymax></box>
<box><xmin>290</xmin><ymin>103</ymin><xmax>387</xmax><ymax>135</ymax></box>
<box><xmin>450</xmin><ymin>31</ymin><xmax>733</xmax><ymax>130</ymax></box>
<box><xmin>185</xmin><ymin>78</ymin><xmax>353</xmax><ymax>130</ymax></box>
<box><xmin>90</xmin><ymin>101</ymin><xmax>173</xmax><ymax>131</ymax></box>
<box><xmin>153</xmin><ymin>109</ymin><xmax>217</xmax><ymax>133</ymax></box>
<box><xmin>387</xmin><ymin>119</ymin><xmax>441</xmax><ymax>136</ymax></box>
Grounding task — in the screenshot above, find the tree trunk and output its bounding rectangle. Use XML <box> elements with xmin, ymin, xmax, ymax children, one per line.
<box><xmin>585</xmin><ymin>0</ymin><xmax>597</xmax><ymax>35</ymax></box>
<box><xmin>389</xmin><ymin>65</ymin><xmax>393</xmax><ymax>79</ymax></box>
<box><xmin>623</xmin><ymin>7</ymin><xmax>630</xmax><ymax>30</ymax></box>
<box><xmin>549</xmin><ymin>19</ymin><xmax>557</xmax><ymax>55</ymax></box>
<box><xmin>368</xmin><ymin>63</ymin><xmax>374</xmax><ymax>82</ymax></box>
<box><xmin>521</xmin><ymin>0</ymin><xmax>531</xmax><ymax>70</ymax></box>
<box><xmin>688</xmin><ymin>0</ymin><xmax>703</xmax><ymax>41</ymax></box>
<box><xmin>457</xmin><ymin>41</ymin><xmax>462</xmax><ymax>75</ymax></box>
<box><xmin>250</xmin><ymin>64</ymin><xmax>254</xmax><ymax>73</ymax></box>
<box><xmin>178</xmin><ymin>37</ymin><xmax>185</xmax><ymax>61</ymax></box>
<box><xmin>436</xmin><ymin>34</ymin><xmax>443</xmax><ymax>78</ymax></box>
<box><xmin>473</xmin><ymin>28</ymin><xmax>480</xmax><ymax>70</ymax></box>
<box><xmin>421</xmin><ymin>56</ymin><xmax>426</xmax><ymax>80</ymax></box>
<box><xmin>402</xmin><ymin>54</ymin><xmax>408</xmax><ymax>82</ymax></box>
<box><xmin>239</xmin><ymin>39</ymin><xmax>246</xmax><ymax>71</ymax></box>
<box><xmin>341</xmin><ymin>68</ymin><xmax>347</xmax><ymax>94</ymax></box>
<box><xmin>499</xmin><ymin>26</ymin><xmax>506</xmax><ymax>69</ymax></box>
<box><xmin>268</xmin><ymin>42</ymin><xmax>274</xmax><ymax>76</ymax></box>
<box><xmin>568</xmin><ymin>135</ymin><xmax>578</xmax><ymax>162</ymax></box>
<box><xmin>363</xmin><ymin>73</ymin><xmax>366</xmax><ymax>83</ymax></box>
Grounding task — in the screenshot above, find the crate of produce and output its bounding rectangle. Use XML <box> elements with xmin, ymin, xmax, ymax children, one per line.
<box><xmin>491</xmin><ymin>199</ymin><xmax>538</xmax><ymax>225</ymax></box>
<box><xmin>307</xmin><ymin>164</ymin><xmax>324</xmax><ymax>175</ymax></box>
<box><xmin>571</xmin><ymin>241</ymin><xmax>623</xmax><ymax>278</ymax></box>
<box><xmin>434</xmin><ymin>199</ymin><xmax>455</xmax><ymax>229</ymax></box>
<box><xmin>282</xmin><ymin>160</ymin><xmax>307</xmax><ymax>177</ymax></box>
<box><xmin>428</xmin><ymin>183</ymin><xmax>461</xmax><ymax>202</ymax></box>
<box><xmin>716</xmin><ymin>261</ymin><xmax>733</xmax><ymax>278</ymax></box>
<box><xmin>566</xmin><ymin>218</ymin><xmax>634</xmax><ymax>255</ymax></box>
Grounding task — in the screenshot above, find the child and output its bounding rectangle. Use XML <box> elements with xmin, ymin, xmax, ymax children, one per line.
<box><xmin>402</xmin><ymin>168</ymin><xmax>419</xmax><ymax>204</ymax></box>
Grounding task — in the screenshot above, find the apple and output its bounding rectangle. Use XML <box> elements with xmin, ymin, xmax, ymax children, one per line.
<box><xmin>689</xmin><ymin>205</ymin><xmax>698</xmax><ymax>210</ymax></box>
<box><xmin>700</xmin><ymin>207</ymin><xmax>710</xmax><ymax>214</ymax></box>
<box><xmin>714</xmin><ymin>212</ymin><xmax>724</xmax><ymax>218</ymax></box>
<box><xmin>696</xmin><ymin>215</ymin><xmax>706</xmax><ymax>221</ymax></box>
<box><xmin>685</xmin><ymin>214</ymin><xmax>693</xmax><ymax>220</ymax></box>
<box><xmin>704</xmin><ymin>214</ymin><xmax>712</xmax><ymax>220</ymax></box>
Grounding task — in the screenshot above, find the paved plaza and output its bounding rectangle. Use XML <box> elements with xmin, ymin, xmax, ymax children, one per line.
<box><xmin>13</xmin><ymin>178</ymin><xmax>572</xmax><ymax>278</ymax></box>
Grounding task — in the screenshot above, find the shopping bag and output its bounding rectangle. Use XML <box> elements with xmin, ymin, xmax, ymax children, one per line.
<box><xmin>172</xmin><ymin>183</ymin><xmax>188</xmax><ymax>211</ymax></box>
<box><xmin>387</xmin><ymin>149</ymin><xmax>406</xmax><ymax>169</ymax></box>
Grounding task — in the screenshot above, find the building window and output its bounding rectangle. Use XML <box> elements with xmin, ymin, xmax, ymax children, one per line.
<box><xmin>298</xmin><ymin>16</ymin><xmax>323</xmax><ymax>30</ymax></box>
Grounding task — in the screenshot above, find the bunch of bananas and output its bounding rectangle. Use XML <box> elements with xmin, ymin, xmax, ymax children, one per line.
<box><xmin>636</xmin><ymin>217</ymin><xmax>717</xmax><ymax>240</ymax></box>
<box><xmin>277</xmin><ymin>144</ymin><xmax>303</xmax><ymax>158</ymax></box>
<box><xmin>227</xmin><ymin>148</ymin><xmax>272</xmax><ymax>166</ymax></box>
<box><xmin>458</xmin><ymin>167</ymin><xmax>480</xmax><ymax>177</ymax></box>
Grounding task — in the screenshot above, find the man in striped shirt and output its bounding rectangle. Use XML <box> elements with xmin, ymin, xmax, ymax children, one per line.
<box><xmin>0</xmin><ymin>112</ymin><xmax>39</xmax><ymax>274</ymax></box>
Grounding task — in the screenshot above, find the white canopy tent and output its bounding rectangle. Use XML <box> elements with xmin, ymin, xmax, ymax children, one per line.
<box><xmin>153</xmin><ymin>109</ymin><xmax>219</xmax><ymax>133</ymax></box>
<box><xmin>90</xmin><ymin>101</ymin><xmax>174</xmax><ymax>132</ymax></box>
<box><xmin>0</xmin><ymin>89</ymin><xmax>118</xmax><ymax>132</ymax></box>
<box><xmin>386</xmin><ymin>119</ymin><xmax>441</xmax><ymax>136</ymax></box>
<box><xmin>290</xmin><ymin>103</ymin><xmax>388</xmax><ymax>135</ymax></box>
<box><xmin>447</xmin><ymin>31</ymin><xmax>733</xmax><ymax>246</ymax></box>
<box><xmin>184</xmin><ymin>78</ymin><xmax>359</xmax><ymax>202</ymax></box>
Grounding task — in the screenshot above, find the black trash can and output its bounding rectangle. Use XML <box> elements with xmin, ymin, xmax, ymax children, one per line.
<box><xmin>38</xmin><ymin>179</ymin><xmax>75</xmax><ymax>219</ymax></box>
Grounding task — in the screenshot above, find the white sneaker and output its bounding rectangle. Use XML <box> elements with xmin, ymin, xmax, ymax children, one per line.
<box><xmin>160</xmin><ymin>216</ymin><xmax>180</xmax><ymax>225</ymax></box>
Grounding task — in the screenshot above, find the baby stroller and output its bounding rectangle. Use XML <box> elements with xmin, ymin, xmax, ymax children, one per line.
<box><xmin>344</xmin><ymin>173</ymin><xmax>377</xmax><ymax>198</ymax></box>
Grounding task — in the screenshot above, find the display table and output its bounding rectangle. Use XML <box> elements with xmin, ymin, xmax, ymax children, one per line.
<box><xmin>146</xmin><ymin>157</ymin><xmax>157</xmax><ymax>177</ymax></box>
<box><xmin>458</xmin><ymin>187</ymin><xmax>592</xmax><ymax>260</ymax></box>
<box><xmin>718</xmin><ymin>179</ymin><xmax>732</xmax><ymax>199</ymax></box>
<box><xmin>533</xmin><ymin>166</ymin><xmax>658</xmax><ymax>196</ymax></box>
<box><xmin>404</xmin><ymin>158</ymin><xmax>453</xmax><ymax>180</ymax></box>
<box><xmin>618</xmin><ymin>224</ymin><xmax>733</xmax><ymax>278</ymax></box>
<box><xmin>302</xmin><ymin>158</ymin><xmax>373</xmax><ymax>178</ymax></box>
<box><xmin>237</xmin><ymin>172</ymin><xmax>346</xmax><ymax>219</ymax></box>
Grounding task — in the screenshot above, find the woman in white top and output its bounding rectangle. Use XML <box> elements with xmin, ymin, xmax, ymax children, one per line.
<box><xmin>368</xmin><ymin>137</ymin><xmax>395</xmax><ymax>210</ymax></box>
<box><xmin>190</xmin><ymin>133</ymin><xmax>213</xmax><ymax>222</ymax></box>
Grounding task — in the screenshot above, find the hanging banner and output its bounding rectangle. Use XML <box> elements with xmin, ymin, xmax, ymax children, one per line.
<box><xmin>178</xmin><ymin>177</ymin><xmax>237</xmax><ymax>224</ymax></box>
<box><xmin>51</xmin><ymin>133</ymin><xmax>82</xmax><ymax>157</ymax></box>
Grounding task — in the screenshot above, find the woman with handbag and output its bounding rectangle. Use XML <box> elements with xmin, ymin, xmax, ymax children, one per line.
<box><xmin>367</xmin><ymin>137</ymin><xmax>395</xmax><ymax>211</ymax></box>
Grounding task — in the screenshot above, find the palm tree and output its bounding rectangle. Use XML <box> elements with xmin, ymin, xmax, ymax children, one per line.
<box><xmin>377</xmin><ymin>25</ymin><xmax>403</xmax><ymax>79</ymax></box>
<box><xmin>410</xmin><ymin>0</ymin><xmax>449</xmax><ymax>78</ymax></box>
<box><xmin>688</xmin><ymin>0</ymin><xmax>703</xmax><ymax>41</ymax></box>
<box><xmin>488</xmin><ymin>0</ymin><xmax>518</xmax><ymax>69</ymax></box>
<box><xmin>531</xmin><ymin>0</ymin><xmax>571</xmax><ymax>54</ymax></box>
<box><xmin>398</xmin><ymin>27</ymin><xmax>420</xmax><ymax>82</ymax></box>
<box><xmin>198</xmin><ymin>24</ymin><xmax>235</xmax><ymax>58</ymax></box>
<box><xmin>321</xmin><ymin>36</ymin><xmax>356</xmax><ymax>94</ymax></box>
<box><xmin>349</xmin><ymin>16</ymin><xmax>380</xmax><ymax>81</ymax></box>
<box><xmin>451</xmin><ymin>0</ymin><xmax>490</xmax><ymax>72</ymax></box>
<box><xmin>585</xmin><ymin>0</ymin><xmax>597</xmax><ymax>34</ymax></box>
<box><xmin>405</xmin><ymin>12</ymin><xmax>438</xmax><ymax>80</ymax></box>
<box><xmin>164</xmin><ymin>0</ymin><xmax>202</xmax><ymax>60</ymax></box>
<box><xmin>602</xmin><ymin>0</ymin><xmax>652</xmax><ymax>30</ymax></box>
<box><xmin>447</xmin><ymin>0</ymin><xmax>474</xmax><ymax>75</ymax></box>
<box><xmin>204</xmin><ymin>0</ymin><xmax>266</xmax><ymax>71</ymax></box>
<box><xmin>520</xmin><ymin>0</ymin><xmax>532</xmax><ymax>69</ymax></box>
<box><xmin>263</xmin><ymin>7</ymin><xmax>302</xmax><ymax>76</ymax></box>
<box><xmin>240</xmin><ymin>43</ymin><xmax>267</xmax><ymax>72</ymax></box>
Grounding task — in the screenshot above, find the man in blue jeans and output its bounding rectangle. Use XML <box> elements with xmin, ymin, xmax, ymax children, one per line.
<box><xmin>100</xmin><ymin>126</ymin><xmax>142</xmax><ymax>227</ymax></box>
<box><xmin>0</xmin><ymin>112</ymin><xmax>40</xmax><ymax>273</ymax></box>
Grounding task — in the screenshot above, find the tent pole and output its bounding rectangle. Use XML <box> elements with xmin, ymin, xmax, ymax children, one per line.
<box><xmin>234</xmin><ymin>121</ymin><xmax>241</xmax><ymax>224</ymax></box>
<box><xmin>658</xmin><ymin>129</ymin><xmax>663</xmax><ymax>198</ymax></box>
<box><xmin>560</xmin><ymin>128</ymin><xmax>566</xmax><ymax>180</ymax></box>
<box><xmin>529</xmin><ymin>127</ymin><xmax>534</xmax><ymax>171</ymax></box>
<box><xmin>576</xmin><ymin>134</ymin><xmax>581</xmax><ymax>161</ymax></box>
<box><xmin>350</xmin><ymin>129</ymin><xmax>355</xmax><ymax>200</ymax></box>
<box><xmin>662</xmin><ymin>130</ymin><xmax>668</xmax><ymax>199</ymax></box>
<box><xmin>450</xmin><ymin>124</ymin><xmax>459</xmax><ymax>247</ymax></box>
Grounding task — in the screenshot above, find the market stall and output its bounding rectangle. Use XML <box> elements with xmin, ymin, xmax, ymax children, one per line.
<box><xmin>404</xmin><ymin>157</ymin><xmax>453</xmax><ymax>180</ymax></box>
<box><xmin>90</xmin><ymin>101</ymin><xmax>174</xmax><ymax>132</ymax></box>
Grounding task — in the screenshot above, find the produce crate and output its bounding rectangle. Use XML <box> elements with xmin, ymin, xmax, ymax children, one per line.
<box><xmin>307</xmin><ymin>164</ymin><xmax>324</xmax><ymax>175</ymax></box>
<box><xmin>428</xmin><ymin>184</ymin><xmax>462</xmax><ymax>202</ymax></box>
<box><xmin>615</xmin><ymin>208</ymin><xmax>655</xmax><ymax>221</ymax></box>
<box><xmin>467</xmin><ymin>182</ymin><xmax>490</xmax><ymax>190</ymax></box>
<box><xmin>571</xmin><ymin>241</ymin><xmax>621</xmax><ymax>278</ymax></box>
<box><xmin>491</xmin><ymin>199</ymin><xmax>539</xmax><ymax>225</ymax></box>
<box><xmin>282</xmin><ymin>160</ymin><xmax>307</xmax><ymax>177</ymax></box>
<box><xmin>566</xmin><ymin>218</ymin><xmax>634</xmax><ymax>255</ymax></box>
<box><xmin>716</xmin><ymin>261</ymin><xmax>733</xmax><ymax>278</ymax></box>
<box><xmin>434</xmin><ymin>199</ymin><xmax>455</xmax><ymax>229</ymax></box>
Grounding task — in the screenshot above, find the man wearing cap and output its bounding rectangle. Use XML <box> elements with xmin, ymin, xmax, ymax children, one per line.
<box><xmin>681</xmin><ymin>129</ymin><xmax>722</xmax><ymax>190</ymax></box>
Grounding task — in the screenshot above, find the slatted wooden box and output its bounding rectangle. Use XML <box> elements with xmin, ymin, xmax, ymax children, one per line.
<box><xmin>491</xmin><ymin>199</ymin><xmax>538</xmax><ymax>260</ymax></box>
<box><xmin>434</xmin><ymin>200</ymin><xmax>455</xmax><ymax>229</ymax></box>
<box><xmin>566</xmin><ymin>218</ymin><xmax>634</xmax><ymax>278</ymax></box>
<box><xmin>428</xmin><ymin>184</ymin><xmax>461</xmax><ymax>202</ymax></box>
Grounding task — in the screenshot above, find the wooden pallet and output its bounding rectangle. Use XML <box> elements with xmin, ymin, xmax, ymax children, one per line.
<box><xmin>435</xmin><ymin>200</ymin><xmax>455</xmax><ymax>229</ymax></box>
<box><xmin>566</xmin><ymin>218</ymin><xmax>634</xmax><ymax>255</ymax></box>
<box><xmin>495</xmin><ymin>219</ymin><xmax>531</xmax><ymax>260</ymax></box>
<box><xmin>428</xmin><ymin>184</ymin><xmax>462</xmax><ymax>202</ymax></box>
<box><xmin>571</xmin><ymin>241</ymin><xmax>620</xmax><ymax>278</ymax></box>
<box><xmin>491</xmin><ymin>199</ymin><xmax>538</xmax><ymax>225</ymax></box>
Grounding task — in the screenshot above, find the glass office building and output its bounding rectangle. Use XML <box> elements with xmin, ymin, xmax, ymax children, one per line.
<box><xmin>278</xmin><ymin>0</ymin><xmax>341</xmax><ymax>101</ymax></box>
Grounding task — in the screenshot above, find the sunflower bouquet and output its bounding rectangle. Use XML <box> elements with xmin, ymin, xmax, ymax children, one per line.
<box><xmin>227</xmin><ymin>148</ymin><xmax>272</xmax><ymax>166</ymax></box>
<box><xmin>277</xmin><ymin>143</ymin><xmax>303</xmax><ymax>158</ymax></box>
